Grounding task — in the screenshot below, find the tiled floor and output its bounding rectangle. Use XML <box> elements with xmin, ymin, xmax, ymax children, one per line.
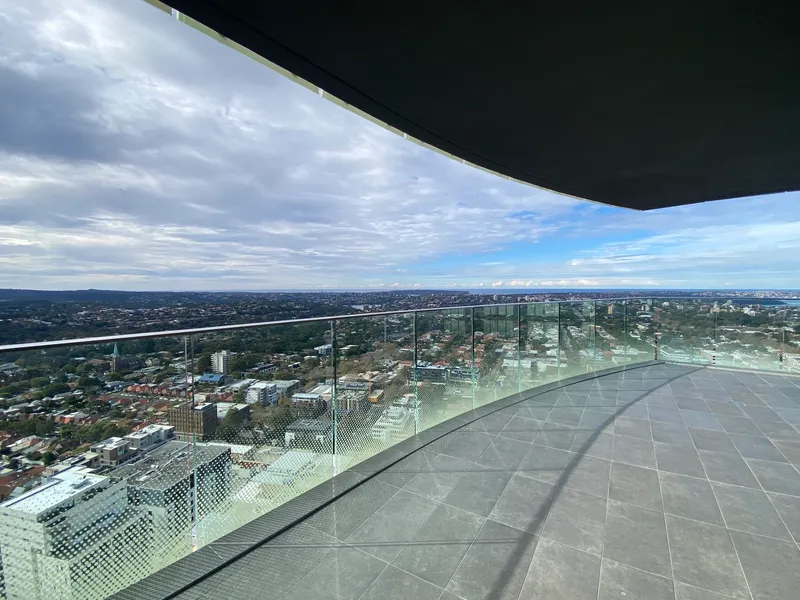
<box><xmin>176</xmin><ymin>364</ymin><xmax>800</xmax><ymax>600</ymax></box>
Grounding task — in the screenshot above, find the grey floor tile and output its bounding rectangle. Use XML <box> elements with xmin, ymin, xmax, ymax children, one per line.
<box><xmin>689</xmin><ymin>428</ymin><xmax>738</xmax><ymax>455</ymax></box>
<box><xmin>648</xmin><ymin>405</ymin><xmax>684</xmax><ymax>424</ymax></box>
<box><xmin>474</xmin><ymin>436</ymin><xmax>530</xmax><ymax>472</ymax></box>
<box><xmin>446</xmin><ymin>519</ymin><xmax>538</xmax><ymax>600</ymax></box>
<box><xmin>347</xmin><ymin>489</ymin><xmax>439</xmax><ymax>562</ymax></box>
<box><xmin>711</xmin><ymin>482</ymin><xmax>792</xmax><ymax>540</ymax></box>
<box><xmin>307</xmin><ymin>478</ymin><xmax>401</xmax><ymax>540</ymax></box>
<box><xmin>773</xmin><ymin>439</ymin><xmax>800</xmax><ymax>465</ymax></box>
<box><xmin>618</xmin><ymin>403</ymin><xmax>649</xmax><ymax>419</ymax></box>
<box><xmin>768</xmin><ymin>492</ymin><xmax>800</xmax><ymax>544</ymax></box>
<box><xmin>562</xmin><ymin>454</ymin><xmax>611</xmax><ymax>497</ymax></box>
<box><xmin>578</xmin><ymin>409</ymin><xmax>613</xmax><ymax>432</ymax></box>
<box><xmin>403</xmin><ymin>454</ymin><xmax>472</xmax><ymax>501</ymax></box>
<box><xmin>677</xmin><ymin>397</ymin><xmax>712</xmax><ymax>412</ymax></box>
<box><xmin>556</xmin><ymin>392</ymin><xmax>589</xmax><ymax>407</ymax></box>
<box><xmin>282</xmin><ymin>546</ymin><xmax>387</xmax><ymax>600</ymax></box>
<box><xmin>612</xmin><ymin>434</ymin><xmax>657</xmax><ymax>469</ymax></box>
<box><xmin>655</xmin><ymin>441</ymin><xmax>707</xmax><ymax>478</ymax></box>
<box><xmin>518</xmin><ymin>443</ymin><xmax>571</xmax><ymax>484</ymax></box>
<box><xmin>646</xmin><ymin>394</ymin><xmax>680</xmax><ymax>409</ymax></box>
<box><xmin>189</xmin><ymin>523</ymin><xmax>337</xmax><ymax>600</ymax></box>
<box><xmin>603</xmin><ymin>499</ymin><xmax>671</xmax><ymax>577</ymax></box>
<box><xmin>599</xmin><ymin>558</ymin><xmax>674</xmax><ymax>600</ymax></box>
<box><xmin>729</xmin><ymin>433</ymin><xmax>787</xmax><ymax>462</ymax></box>
<box><xmin>489</xmin><ymin>474</ymin><xmax>554</xmax><ymax>535</ymax></box>
<box><xmin>361</xmin><ymin>566</ymin><xmax>443</xmax><ymax>600</ymax></box>
<box><xmin>542</xmin><ymin>487</ymin><xmax>607</xmax><ymax>555</ymax></box>
<box><xmin>746</xmin><ymin>458</ymin><xmax>800</xmax><ymax>496</ymax></box>
<box><xmin>730</xmin><ymin>530</ymin><xmax>800</xmax><ymax>600</ymax></box>
<box><xmin>674</xmin><ymin>581</ymin><xmax>743</xmax><ymax>600</ymax></box>
<box><xmin>442</xmin><ymin>467</ymin><xmax>513</xmax><ymax>517</ymax></box>
<box><xmin>499</xmin><ymin>415</ymin><xmax>543</xmax><ymax>443</ymax></box>
<box><xmin>520</xmin><ymin>538</ymin><xmax>601</xmax><ymax>600</ymax></box>
<box><xmin>651</xmin><ymin>420</ymin><xmax>693</xmax><ymax>445</ymax></box>
<box><xmin>571</xmin><ymin>430</ymin><xmax>615</xmax><ymax>460</ymax></box>
<box><xmin>514</xmin><ymin>404</ymin><xmax>553</xmax><ymax>421</ymax></box>
<box><xmin>659</xmin><ymin>471</ymin><xmax>725</xmax><ymax>526</ymax></box>
<box><xmin>609</xmin><ymin>462</ymin><xmax>662</xmax><ymax>511</ymax></box>
<box><xmin>775</xmin><ymin>408</ymin><xmax>800</xmax><ymax>425</ymax></box>
<box><xmin>666</xmin><ymin>514</ymin><xmax>750</xmax><ymax>600</ymax></box>
<box><xmin>706</xmin><ymin>400</ymin><xmax>746</xmax><ymax>417</ymax></box>
<box><xmin>717</xmin><ymin>415</ymin><xmax>766</xmax><ymax>437</ymax></box>
<box><xmin>392</xmin><ymin>504</ymin><xmax>484</xmax><ymax>588</ymax></box>
<box><xmin>548</xmin><ymin>407</ymin><xmax>585</xmax><ymax>427</ymax></box>
<box><xmin>742</xmin><ymin>406</ymin><xmax>783</xmax><ymax>422</ymax></box>
<box><xmin>615</xmin><ymin>417</ymin><xmax>653</xmax><ymax>441</ymax></box>
<box><xmin>682</xmin><ymin>410</ymin><xmax>725</xmax><ymax>431</ymax></box>
<box><xmin>431</xmin><ymin>431</ymin><xmax>494</xmax><ymax>462</ymax></box>
<box><xmin>698</xmin><ymin>450</ymin><xmax>761</xmax><ymax>488</ymax></box>
<box><xmin>535</xmin><ymin>425</ymin><xmax>578</xmax><ymax>451</ymax></box>
<box><xmin>755</xmin><ymin>420</ymin><xmax>800</xmax><ymax>442</ymax></box>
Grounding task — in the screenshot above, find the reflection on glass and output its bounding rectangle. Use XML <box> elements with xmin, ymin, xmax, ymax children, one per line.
<box><xmin>473</xmin><ymin>304</ymin><xmax>519</xmax><ymax>406</ymax></box>
<box><xmin>413</xmin><ymin>308</ymin><xmax>474</xmax><ymax>427</ymax></box>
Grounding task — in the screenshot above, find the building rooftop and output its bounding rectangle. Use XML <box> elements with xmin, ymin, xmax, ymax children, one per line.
<box><xmin>131</xmin><ymin>363</ymin><xmax>800</xmax><ymax>600</ymax></box>
<box><xmin>0</xmin><ymin>466</ymin><xmax>108</xmax><ymax>516</ymax></box>
<box><xmin>110</xmin><ymin>441</ymin><xmax>229</xmax><ymax>491</ymax></box>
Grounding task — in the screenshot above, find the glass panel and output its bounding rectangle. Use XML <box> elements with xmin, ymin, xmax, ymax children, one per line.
<box><xmin>473</xmin><ymin>304</ymin><xmax>519</xmax><ymax>407</ymax></box>
<box><xmin>558</xmin><ymin>302</ymin><xmax>596</xmax><ymax>378</ymax></box>
<box><xmin>654</xmin><ymin>299</ymin><xmax>713</xmax><ymax>365</ymax></box>
<box><xmin>0</xmin><ymin>336</ymin><xmax>196</xmax><ymax>599</ymax></box>
<box><xmin>413</xmin><ymin>308</ymin><xmax>474</xmax><ymax>429</ymax></box>
<box><xmin>520</xmin><ymin>302</ymin><xmax>561</xmax><ymax>388</ymax></box>
<box><xmin>333</xmin><ymin>313</ymin><xmax>415</xmax><ymax>470</ymax></box>
<box><xmin>595</xmin><ymin>300</ymin><xmax>635</xmax><ymax>367</ymax></box>
<box><xmin>192</xmin><ymin>321</ymin><xmax>335</xmax><ymax>547</ymax></box>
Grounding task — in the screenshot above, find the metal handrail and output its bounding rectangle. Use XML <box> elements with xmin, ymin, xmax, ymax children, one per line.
<box><xmin>0</xmin><ymin>295</ymin><xmax>796</xmax><ymax>353</ymax></box>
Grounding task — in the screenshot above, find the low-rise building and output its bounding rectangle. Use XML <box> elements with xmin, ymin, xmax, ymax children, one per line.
<box><xmin>284</xmin><ymin>419</ymin><xmax>334</xmax><ymax>448</ymax></box>
<box><xmin>124</xmin><ymin>424</ymin><xmax>175</xmax><ymax>451</ymax></box>
<box><xmin>90</xmin><ymin>437</ymin><xmax>135</xmax><ymax>468</ymax></box>
<box><xmin>291</xmin><ymin>392</ymin><xmax>324</xmax><ymax>408</ymax></box>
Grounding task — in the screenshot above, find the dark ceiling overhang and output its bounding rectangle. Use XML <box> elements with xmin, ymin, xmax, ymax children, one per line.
<box><xmin>160</xmin><ymin>1</ymin><xmax>800</xmax><ymax>210</ymax></box>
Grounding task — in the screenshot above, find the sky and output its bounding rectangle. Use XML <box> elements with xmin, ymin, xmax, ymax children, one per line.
<box><xmin>0</xmin><ymin>1</ymin><xmax>798</xmax><ymax>292</ymax></box>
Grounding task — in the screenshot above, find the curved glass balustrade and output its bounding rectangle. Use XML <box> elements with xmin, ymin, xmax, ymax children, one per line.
<box><xmin>0</xmin><ymin>297</ymin><xmax>797</xmax><ymax>599</ymax></box>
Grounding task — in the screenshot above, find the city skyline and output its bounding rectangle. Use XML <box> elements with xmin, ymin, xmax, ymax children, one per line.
<box><xmin>1</xmin><ymin>0</ymin><xmax>799</xmax><ymax>291</ymax></box>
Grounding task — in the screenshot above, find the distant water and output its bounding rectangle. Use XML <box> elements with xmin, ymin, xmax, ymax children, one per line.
<box><xmin>782</xmin><ymin>300</ymin><xmax>800</xmax><ymax>306</ymax></box>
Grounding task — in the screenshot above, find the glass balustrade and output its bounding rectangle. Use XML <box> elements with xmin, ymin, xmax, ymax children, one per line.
<box><xmin>0</xmin><ymin>297</ymin><xmax>797</xmax><ymax>599</ymax></box>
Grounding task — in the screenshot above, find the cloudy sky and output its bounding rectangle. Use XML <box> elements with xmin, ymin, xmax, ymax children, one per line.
<box><xmin>0</xmin><ymin>0</ymin><xmax>798</xmax><ymax>291</ymax></box>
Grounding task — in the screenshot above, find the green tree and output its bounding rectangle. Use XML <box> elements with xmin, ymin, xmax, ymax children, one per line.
<box><xmin>197</xmin><ymin>353</ymin><xmax>212</xmax><ymax>373</ymax></box>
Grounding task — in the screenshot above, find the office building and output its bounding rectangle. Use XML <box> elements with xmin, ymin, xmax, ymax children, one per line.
<box><xmin>167</xmin><ymin>403</ymin><xmax>217</xmax><ymax>441</ymax></box>
<box><xmin>0</xmin><ymin>467</ymin><xmax>150</xmax><ymax>600</ymax></box>
<box><xmin>211</xmin><ymin>351</ymin><xmax>231</xmax><ymax>375</ymax></box>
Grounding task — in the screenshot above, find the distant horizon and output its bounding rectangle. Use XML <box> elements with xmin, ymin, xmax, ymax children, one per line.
<box><xmin>2</xmin><ymin>287</ymin><xmax>800</xmax><ymax>294</ymax></box>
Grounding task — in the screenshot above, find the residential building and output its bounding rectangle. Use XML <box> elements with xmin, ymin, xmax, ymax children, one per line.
<box><xmin>245</xmin><ymin>381</ymin><xmax>278</xmax><ymax>405</ymax></box>
<box><xmin>273</xmin><ymin>379</ymin><xmax>301</xmax><ymax>398</ymax></box>
<box><xmin>90</xmin><ymin>437</ymin><xmax>134</xmax><ymax>468</ymax></box>
<box><xmin>413</xmin><ymin>362</ymin><xmax>448</xmax><ymax>382</ymax></box>
<box><xmin>124</xmin><ymin>424</ymin><xmax>175</xmax><ymax>451</ymax></box>
<box><xmin>167</xmin><ymin>403</ymin><xmax>217</xmax><ymax>441</ymax></box>
<box><xmin>211</xmin><ymin>351</ymin><xmax>231</xmax><ymax>375</ymax></box>
<box><xmin>290</xmin><ymin>392</ymin><xmax>324</xmax><ymax>408</ymax></box>
<box><xmin>314</xmin><ymin>344</ymin><xmax>333</xmax><ymax>356</ymax></box>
